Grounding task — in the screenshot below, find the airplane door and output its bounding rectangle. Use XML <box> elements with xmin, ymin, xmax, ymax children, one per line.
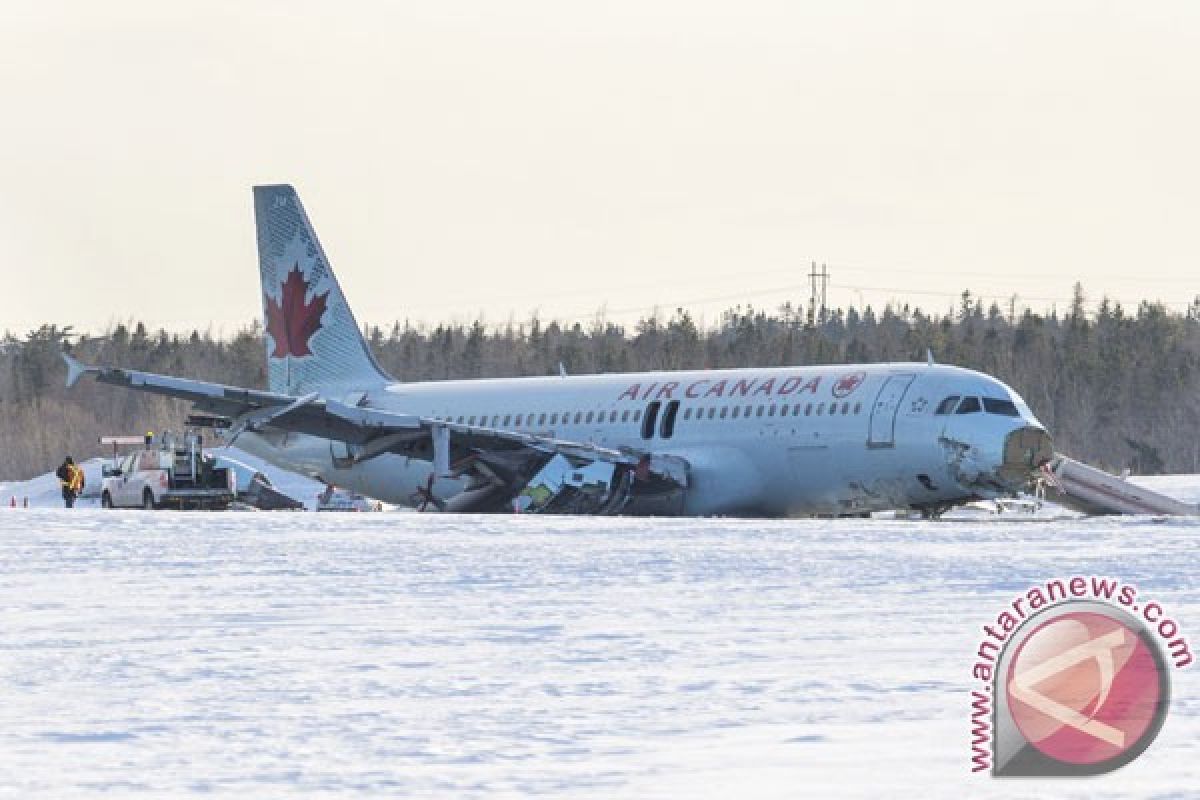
<box><xmin>868</xmin><ymin>374</ymin><xmax>916</xmax><ymax>448</ymax></box>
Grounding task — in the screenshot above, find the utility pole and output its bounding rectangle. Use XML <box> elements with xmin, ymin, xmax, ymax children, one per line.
<box><xmin>807</xmin><ymin>261</ymin><xmax>829</xmax><ymax>328</ymax></box>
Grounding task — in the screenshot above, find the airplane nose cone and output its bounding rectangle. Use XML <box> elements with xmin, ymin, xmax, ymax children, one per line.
<box><xmin>998</xmin><ymin>426</ymin><xmax>1054</xmax><ymax>487</ymax></box>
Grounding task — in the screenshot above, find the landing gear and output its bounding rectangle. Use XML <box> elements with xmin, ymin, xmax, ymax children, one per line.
<box><xmin>410</xmin><ymin>473</ymin><xmax>446</xmax><ymax>512</ymax></box>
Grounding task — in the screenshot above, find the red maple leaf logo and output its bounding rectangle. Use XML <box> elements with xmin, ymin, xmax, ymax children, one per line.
<box><xmin>265</xmin><ymin>265</ymin><xmax>328</xmax><ymax>358</ymax></box>
<box><xmin>833</xmin><ymin>371</ymin><xmax>866</xmax><ymax>398</ymax></box>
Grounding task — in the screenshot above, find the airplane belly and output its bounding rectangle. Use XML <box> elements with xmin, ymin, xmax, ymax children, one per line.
<box><xmin>231</xmin><ymin>433</ymin><xmax>461</xmax><ymax>508</ymax></box>
<box><xmin>676</xmin><ymin>446</ymin><xmax>769</xmax><ymax>516</ymax></box>
<box><xmin>330</xmin><ymin>454</ymin><xmax>466</xmax><ymax>507</ymax></box>
<box><xmin>784</xmin><ymin>445</ymin><xmax>844</xmax><ymax>514</ymax></box>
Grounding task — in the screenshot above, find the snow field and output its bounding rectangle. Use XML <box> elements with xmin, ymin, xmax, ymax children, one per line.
<box><xmin>0</xmin><ymin>511</ymin><xmax>1197</xmax><ymax>797</ymax></box>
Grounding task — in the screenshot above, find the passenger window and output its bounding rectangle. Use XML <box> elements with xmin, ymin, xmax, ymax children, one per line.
<box><xmin>574</xmin><ymin>412</ymin><xmax>583</xmax><ymax>424</ymax></box>
<box><xmin>768</xmin><ymin>405</ymin><xmax>776</xmax><ymax>417</ymax></box>
<box><xmin>536</xmin><ymin>413</ymin><xmax>545</xmax><ymax>426</ymax></box>
<box><xmin>633</xmin><ymin>410</ymin><xmax>642</xmax><ymax>422</ymax></box>
<box><xmin>732</xmin><ymin>406</ymin><xmax>740</xmax><ymax>419</ymax></box>
<box><xmin>683</xmin><ymin>408</ymin><xmax>692</xmax><ymax>420</ymax></box>
<box><xmin>983</xmin><ymin>398</ymin><xmax>1020</xmax><ymax>417</ymax></box>
<box><xmin>585</xmin><ymin>411</ymin><xmax>594</xmax><ymax>424</ymax></box>
<box><xmin>842</xmin><ymin>402</ymin><xmax>850</xmax><ymax>414</ymax></box>
<box><xmin>660</xmin><ymin>400</ymin><xmax>680</xmax><ymax>438</ymax></box>
<box><xmin>621</xmin><ymin>410</ymin><xmax>630</xmax><ymax>422</ymax></box>
<box><xmin>956</xmin><ymin>396</ymin><xmax>982</xmax><ymax>414</ymax></box>
<box><xmin>805</xmin><ymin>403</ymin><xmax>813</xmax><ymax>416</ymax></box>
<box><xmin>467</xmin><ymin>416</ymin><xmax>475</xmax><ymax>425</ymax></box>
<box><xmin>609</xmin><ymin>411</ymin><xmax>618</xmax><ymax>423</ymax></box>
<box><xmin>720</xmin><ymin>407</ymin><xmax>728</xmax><ymax>419</ymax></box>
<box><xmin>935</xmin><ymin>395</ymin><xmax>960</xmax><ymax>415</ymax></box>
<box><xmin>642</xmin><ymin>401</ymin><xmax>661</xmax><ymax>439</ymax></box>
<box><xmin>549</xmin><ymin>413</ymin><xmax>558</xmax><ymax>425</ymax></box>
<box><xmin>503</xmin><ymin>415</ymin><xmax>512</xmax><ymax>426</ymax></box>
<box><xmin>707</xmin><ymin>407</ymin><xmax>716</xmax><ymax>419</ymax></box>
<box><xmin>854</xmin><ymin>402</ymin><xmax>861</xmax><ymax>414</ymax></box>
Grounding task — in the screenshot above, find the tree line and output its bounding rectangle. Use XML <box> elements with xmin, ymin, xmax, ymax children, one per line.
<box><xmin>4</xmin><ymin>286</ymin><xmax>1200</xmax><ymax>481</ymax></box>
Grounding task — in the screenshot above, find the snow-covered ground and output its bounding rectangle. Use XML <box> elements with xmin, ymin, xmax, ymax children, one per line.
<box><xmin>1129</xmin><ymin>473</ymin><xmax>1200</xmax><ymax>505</ymax></box>
<box><xmin>0</xmin><ymin>509</ymin><xmax>1198</xmax><ymax>797</ymax></box>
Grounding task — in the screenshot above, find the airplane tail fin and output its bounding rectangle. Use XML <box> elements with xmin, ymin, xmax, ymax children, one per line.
<box><xmin>253</xmin><ymin>185</ymin><xmax>392</xmax><ymax>395</ymax></box>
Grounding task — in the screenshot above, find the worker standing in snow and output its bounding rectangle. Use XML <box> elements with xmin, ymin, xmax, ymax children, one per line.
<box><xmin>56</xmin><ymin>457</ymin><xmax>84</xmax><ymax>508</ymax></box>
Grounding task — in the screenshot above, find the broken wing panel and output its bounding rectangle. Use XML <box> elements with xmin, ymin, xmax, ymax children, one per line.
<box><xmin>261</xmin><ymin>408</ymin><xmax>691</xmax><ymax>515</ymax></box>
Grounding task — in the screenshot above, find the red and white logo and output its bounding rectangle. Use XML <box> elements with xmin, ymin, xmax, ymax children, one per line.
<box><xmin>970</xmin><ymin>585</ymin><xmax>1185</xmax><ymax>777</ymax></box>
<box><xmin>1006</xmin><ymin>610</ymin><xmax>1165</xmax><ymax>767</ymax></box>
<box><xmin>832</xmin><ymin>371</ymin><xmax>866</xmax><ymax>398</ymax></box>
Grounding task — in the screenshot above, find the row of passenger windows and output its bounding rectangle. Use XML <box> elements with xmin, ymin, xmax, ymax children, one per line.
<box><xmin>432</xmin><ymin>401</ymin><xmax>865</xmax><ymax>429</ymax></box>
<box><xmin>683</xmin><ymin>401</ymin><xmax>863</xmax><ymax>420</ymax></box>
<box><xmin>934</xmin><ymin>395</ymin><xmax>1020</xmax><ymax>417</ymax></box>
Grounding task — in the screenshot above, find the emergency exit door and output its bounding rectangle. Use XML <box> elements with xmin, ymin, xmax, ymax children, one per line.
<box><xmin>867</xmin><ymin>374</ymin><xmax>915</xmax><ymax>448</ymax></box>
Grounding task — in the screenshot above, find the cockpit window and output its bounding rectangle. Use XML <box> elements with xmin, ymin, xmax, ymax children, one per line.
<box><xmin>955</xmin><ymin>396</ymin><xmax>982</xmax><ymax>414</ymax></box>
<box><xmin>983</xmin><ymin>397</ymin><xmax>1020</xmax><ymax>417</ymax></box>
<box><xmin>935</xmin><ymin>396</ymin><xmax>960</xmax><ymax>415</ymax></box>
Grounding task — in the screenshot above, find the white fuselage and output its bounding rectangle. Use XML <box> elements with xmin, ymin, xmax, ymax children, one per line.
<box><xmin>234</xmin><ymin>362</ymin><xmax>1049</xmax><ymax>517</ymax></box>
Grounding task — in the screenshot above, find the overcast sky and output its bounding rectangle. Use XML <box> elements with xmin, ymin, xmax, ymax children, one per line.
<box><xmin>2</xmin><ymin>1</ymin><xmax>1198</xmax><ymax>335</ymax></box>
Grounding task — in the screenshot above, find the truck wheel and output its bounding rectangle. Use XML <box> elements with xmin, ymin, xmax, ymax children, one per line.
<box><xmin>143</xmin><ymin>489</ymin><xmax>156</xmax><ymax>510</ymax></box>
<box><xmin>101</xmin><ymin>491</ymin><xmax>113</xmax><ymax>509</ymax></box>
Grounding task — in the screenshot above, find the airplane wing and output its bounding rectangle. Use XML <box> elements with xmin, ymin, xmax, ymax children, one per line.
<box><xmin>64</xmin><ymin>354</ymin><xmax>689</xmax><ymax>514</ymax></box>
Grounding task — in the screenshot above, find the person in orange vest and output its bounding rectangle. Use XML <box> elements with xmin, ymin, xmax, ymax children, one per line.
<box><xmin>55</xmin><ymin>457</ymin><xmax>85</xmax><ymax>508</ymax></box>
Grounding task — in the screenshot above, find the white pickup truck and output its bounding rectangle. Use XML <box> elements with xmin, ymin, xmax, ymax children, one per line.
<box><xmin>100</xmin><ymin>445</ymin><xmax>236</xmax><ymax>510</ymax></box>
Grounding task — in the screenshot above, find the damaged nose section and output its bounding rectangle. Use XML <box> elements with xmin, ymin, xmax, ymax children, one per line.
<box><xmin>940</xmin><ymin>425</ymin><xmax>1055</xmax><ymax>494</ymax></box>
<box><xmin>997</xmin><ymin>426</ymin><xmax>1054</xmax><ymax>489</ymax></box>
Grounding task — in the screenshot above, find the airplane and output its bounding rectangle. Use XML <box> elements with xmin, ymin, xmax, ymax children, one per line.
<box><xmin>63</xmin><ymin>184</ymin><xmax>1055</xmax><ymax>517</ymax></box>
